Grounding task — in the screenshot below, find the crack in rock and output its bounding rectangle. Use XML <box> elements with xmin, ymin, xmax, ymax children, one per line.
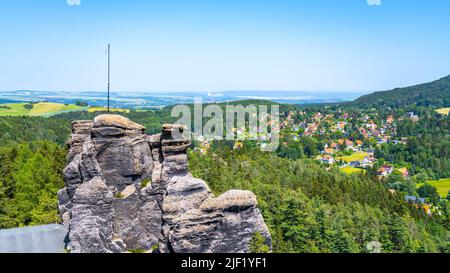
<box><xmin>58</xmin><ymin>114</ymin><xmax>271</xmax><ymax>253</ymax></box>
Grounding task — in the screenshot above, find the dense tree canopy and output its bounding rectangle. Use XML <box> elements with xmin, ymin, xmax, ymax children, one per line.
<box><xmin>188</xmin><ymin>143</ymin><xmax>450</xmax><ymax>253</ymax></box>
<box><xmin>0</xmin><ymin>141</ymin><xmax>66</xmax><ymax>228</ymax></box>
<box><xmin>0</xmin><ymin>88</ymin><xmax>448</xmax><ymax>253</ymax></box>
<box><xmin>354</xmin><ymin>75</ymin><xmax>450</xmax><ymax>109</ymax></box>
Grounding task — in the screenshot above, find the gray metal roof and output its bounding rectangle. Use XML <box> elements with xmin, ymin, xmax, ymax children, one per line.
<box><xmin>0</xmin><ymin>224</ymin><xmax>67</xmax><ymax>253</ymax></box>
<box><xmin>405</xmin><ymin>195</ymin><xmax>426</xmax><ymax>204</ymax></box>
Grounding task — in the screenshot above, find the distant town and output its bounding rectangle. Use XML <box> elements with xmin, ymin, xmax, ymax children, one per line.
<box><xmin>0</xmin><ymin>90</ymin><xmax>363</xmax><ymax>109</ymax></box>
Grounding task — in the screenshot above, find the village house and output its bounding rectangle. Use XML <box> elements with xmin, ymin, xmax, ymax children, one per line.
<box><xmin>313</xmin><ymin>112</ymin><xmax>323</xmax><ymax>120</ymax></box>
<box><xmin>320</xmin><ymin>155</ymin><xmax>334</xmax><ymax>165</ymax></box>
<box><xmin>305</xmin><ymin>123</ymin><xmax>318</xmax><ymax>135</ymax></box>
<box><xmin>386</xmin><ymin>115</ymin><xmax>394</xmax><ymax>124</ymax></box>
<box><xmin>366</xmin><ymin>122</ymin><xmax>377</xmax><ymax>130</ymax></box>
<box><xmin>371</xmin><ymin>129</ymin><xmax>380</xmax><ymax>137</ymax></box>
<box><xmin>233</xmin><ymin>141</ymin><xmax>244</xmax><ymax>150</ymax></box>
<box><xmin>336</xmin><ymin>121</ymin><xmax>346</xmax><ymax>131</ymax></box>
<box><xmin>349</xmin><ymin>161</ymin><xmax>361</xmax><ymax>167</ymax></box>
<box><xmin>377</xmin><ymin>137</ymin><xmax>388</xmax><ymax>144</ymax></box>
<box><xmin>378</xmin><ymin>165</ymin><xmax>394</xmax><ymax>177</ymax></box>
<box><xmin>362</xmin><ymin>155</ymin><xmax>376</xmax><ymax>167</ymax></box>
<box><xmin>405</xmin><ymin>195</ymin><xmax>425</xmax><ymax>204</ymax></box>
<box><xmin>407</xmin><ymin>112</ymin><xmax>420</xmax><ymax>122</ymax></box>
<box><xmin>404</xmin><ymin>196</ymin><xmax>434</xmax><ymax>216</ymax></box>
<box><xmin>399</xmin><ymin>167</ymin><xmax>409</xmax><ymax>178</ymax></box>
<box><xmin>345</xmin><ymin>140</ymin><xmax>354</xmax><ymax>148</ymax></box>
<box><xmin>359</xmin><ymin>128</ymin><xmax>369</xmax><ymax>139</ymax></box>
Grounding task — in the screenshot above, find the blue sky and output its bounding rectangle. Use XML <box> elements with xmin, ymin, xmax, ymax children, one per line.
<box><xmin>0</xmin><ymin>0</ymin><xmax>449</xmax><ymax>93</ymax></box>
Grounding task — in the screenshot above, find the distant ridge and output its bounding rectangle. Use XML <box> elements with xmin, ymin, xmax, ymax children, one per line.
<box><xmin>353</xmin><ymin>75</ymin><xmax>450</xmax><ymax>108</ymax></box>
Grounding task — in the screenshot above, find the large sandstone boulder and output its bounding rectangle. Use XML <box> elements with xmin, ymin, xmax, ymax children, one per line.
<box><xmin>58</xmin><ymin>114</ymin><xmax>271</xmax><ymax>253</ymax></box>
<box><xmin>169</xmin><ymin>190</ymin><xmax>271</xmax><ymax>253</ymax></box>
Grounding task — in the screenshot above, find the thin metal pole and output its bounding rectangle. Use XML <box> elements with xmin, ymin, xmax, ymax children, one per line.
<box><xmin>107</xmin><ymin>43</ymin><xmax>110</xmax><ymax>112</ymax></box>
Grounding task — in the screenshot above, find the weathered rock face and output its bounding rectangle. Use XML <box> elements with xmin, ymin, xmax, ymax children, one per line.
<box><xmin>58</xmin><ymin>115</ymin><xmax>271</xmax><ymax>253</ymax></box>
<box><xmin>169</xmin><ymin>190</ymin><xmax>271</xmax><ymax>253</ymax></box>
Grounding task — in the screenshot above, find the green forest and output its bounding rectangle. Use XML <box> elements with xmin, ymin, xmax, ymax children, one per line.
<box><xmin>188</xmin><ymin>143</ymin><xmax>450</xmax><ymax>253</ymax></box>
<box><xmin>0</xmin><ymin>141</ymin><xmax>66</xmax><ymax>228</ymax></box>
<box><xmin>354</xmin><ymin>75</ymin><xmax>450</xmax><ymax>108</ymax></box>
<box><xmin>0</xmin><ymin>84</ymin><xmax>449</xmax><ymax>252</ymax></box>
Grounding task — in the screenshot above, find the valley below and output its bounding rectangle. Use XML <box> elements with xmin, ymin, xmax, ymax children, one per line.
<box><xmin>0</xmin><ymin>76</ymin><xmax>449</xmax><ymax>253</ymax></box>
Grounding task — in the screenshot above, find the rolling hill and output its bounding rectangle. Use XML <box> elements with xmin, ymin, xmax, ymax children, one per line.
<box><xmin>0</xmin><ymin>102</ymin><xmax>87</xmax><ymax>117</ymax></box>
<box><xmin>354</xmin><ymin>75</ymin><xmax>450</xmax><ymax>108</ymax></box>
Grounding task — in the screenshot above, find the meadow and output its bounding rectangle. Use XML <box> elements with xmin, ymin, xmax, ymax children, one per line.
<box><xmin>0</xmin><ymin>102</ymin><xmax>86</xmax><ymax>117</ymax></box>
<box><xmin>336</xmin><ymin>152</ymin><xmax>369</xmax><ymax>163</ymax></box>
<box><xmin>436</xmin><ymin>108</ymin><xmax>450</xmax><ymax>115</ymax></box>
<box><xmin>340</xmin><ymin>166</ymin><xmax>366</xmax><ymax>174</ymax></box>
<box><xmin>428</xmin><ymin>178</ymin><xmax>450</xmax><ymax>197</ymax></box>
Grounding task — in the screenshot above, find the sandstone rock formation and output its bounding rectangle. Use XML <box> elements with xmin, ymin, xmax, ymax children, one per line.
<box><xmin>58</xmin><ymin>115</ymin><xmax>271</xmax><ymax>253</ymax></box>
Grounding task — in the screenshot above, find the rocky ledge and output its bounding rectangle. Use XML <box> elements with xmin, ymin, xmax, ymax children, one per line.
<box><xmin>58</xmin><ymin>114</ymin><xmax>271</xmax><ymax>253</ymax></box>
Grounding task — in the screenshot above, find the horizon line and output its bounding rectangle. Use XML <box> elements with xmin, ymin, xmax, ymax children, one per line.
<box><xmin>0</xmin><ymin>89</ymin><xmax>369</xmax><ymax>94</ymax></box>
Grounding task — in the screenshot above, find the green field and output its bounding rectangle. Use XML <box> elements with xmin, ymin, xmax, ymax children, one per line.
<box><xmin>428</xmin><ymin>178</ymin><xmax>450</xmax><ymax>197</ymax></box>
<box><xmin>0</xmin><ymin>102</ymin><xmax>86</xmax><ymax>117</ymax></box>
<box><xmin>340</xmin><ymin>166</ymin><xmax>366</xmax><ymax>175</ymax></box>
<box><xmin>436</xmin><ymin>107</ymin><xmax>450</xmax><ymax>115</ymax></box>
<box><xmin>436</xmin><ymin>108</ymin><xmax>450</xmax><ymax>115</ymax></box>
<box><xmin>337</xmin><ymin>152</ymin><xmax>369</xmax><ymax>163</ymax></box>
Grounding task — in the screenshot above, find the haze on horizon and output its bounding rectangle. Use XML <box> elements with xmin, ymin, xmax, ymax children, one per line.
<box><xmin>1</xmin><ymin>0</ymin><xmax>449</xmax><ymax>93</ymax></box>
